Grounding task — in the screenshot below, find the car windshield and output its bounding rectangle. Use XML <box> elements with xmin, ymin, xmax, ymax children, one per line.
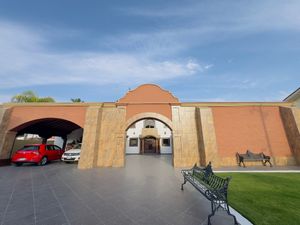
<box><xmin>19</xmin><ymin>145</ymin><xmax>40</xmax><ymax>151</ymax></box>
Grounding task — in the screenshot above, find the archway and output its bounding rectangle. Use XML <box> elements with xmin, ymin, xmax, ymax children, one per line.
<box><xmin>125</xmin><ymin>117</ymin><xmax>173</xmax><ymax>155</ymax></box>
<box><xmin>8</xmin><ymin>118</ymin><xmax>84</xmax><ymax>159</ymax></box>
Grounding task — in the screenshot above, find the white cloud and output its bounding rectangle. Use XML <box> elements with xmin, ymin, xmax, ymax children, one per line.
<box><xmin>0</xmin><ymin>21</ymin><xmax>212</xmax><ymax>89</ymax></box>
<box><xmin>119</xmin><ymin>1</ymin><xmax>300</xmax><ymax>50</ymax></box>
<box><xmin>125</xmin><ymin>1</ymin><xmax>300</xmax><ymax>30</ymax></box>
<box><xmin>204</xmin><ymin>64</ymin><xmax>214</xmax><ymax>70</ymax></box>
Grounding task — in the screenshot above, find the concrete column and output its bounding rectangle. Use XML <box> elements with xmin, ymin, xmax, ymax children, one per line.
<box><xmin>141</xmin><ymin>138</ymin><xmax>144</xmax><ymax>154</ymax></box>
<box><xmin>62</xmin><ymin>136</ymin><xmax>67</xmax><ymax>151</ymax></box>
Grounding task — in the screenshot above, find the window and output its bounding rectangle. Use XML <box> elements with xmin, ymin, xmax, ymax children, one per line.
<box><xmin>21</xmin><ymin>145</ymin><xmax>39</xmax><ymax>151</ymax></box>
<box><xmin>162</xmin><ymin>138</ymin><xmax>170</xmax><ymax>146</ymax></box>
<box><xmin>54</xmin><ymin>145</ymin><xmax>62</xmax><ymax>150</ymax></box>
<box><xmin>129</xmin><ymin>138</ymin><xmax>138</xmax><ymax>147</ymax></box>
<box><xmin>144</xmin><ymin>119</ymin><xmax>155</xmax><ymax>128</ymax></box>
<box><xmin>46</xmin><ymin>145</ymin><xmax>54</xmax><ymax>150</ymax></box>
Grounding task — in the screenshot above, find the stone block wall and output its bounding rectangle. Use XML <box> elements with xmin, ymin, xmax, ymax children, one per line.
<box><xmin>172</xmin><ymin>106</ymin><xmax>201</xmax><ymax>167</ymax></box>
<box><xmin>78</xmin><ymin>106</ymin><xmax>102</xmax><ymax>169</ymax></box>
<box><xmin>97</xmin><ymin>106</ymin><xmax>126</xmax><ymax>167</ymax></box>
<box><xmin>78</xmin><ymin>104</ymin><xmax>299</xmax><ymax>169</ymax></box>
<box><xmin>280</xmin><ymin>107</ymin><xmax>300</xmax><ymax>165</ymax></box>
<box><xmin>78</xmin><ymin>105</ymin><xmax>126</xmax><ymax>169</ymax></box>
<box><xmin>0</xmin><ymin>106</ymin><xmax>16</xmax><ymax>163</ymax></box>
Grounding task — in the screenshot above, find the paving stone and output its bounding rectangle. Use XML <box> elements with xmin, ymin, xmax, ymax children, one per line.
<box><xmin>36</xmin><ymin>214</ymin><xmax>68</xmax><ymax>225</ymax></box>
<box><xmin>0</xmin><ymin>156</ymin><xmax>239</xmax><ymax>225</ymax></box>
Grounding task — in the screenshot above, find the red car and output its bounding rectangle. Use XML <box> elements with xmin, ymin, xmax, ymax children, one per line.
<box><xmin>11</xmin><ymin>144</ymin><xmax>64</xmax><ymax>166</ymax></box>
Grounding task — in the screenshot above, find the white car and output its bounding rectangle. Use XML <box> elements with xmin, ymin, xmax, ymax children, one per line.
<box><xmin>61</xmin><ymin>144</ymin><xmax>81</xmax><ymax>163</ymax></box>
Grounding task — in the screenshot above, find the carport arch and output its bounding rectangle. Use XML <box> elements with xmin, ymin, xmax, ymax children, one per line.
<box><xmin>6</xmin><ymin>117</ymin><xmax>84</xmax><ymax>159</ymax></box>
<box><xmin>10</xmin><ymin>117</ymin><xmax>83</xmax><ymax>137</ymax></box>
<box><xmin>6</xmin><ymin>105</ymin><xmax>87</xmax><ymax>132</ymax></box>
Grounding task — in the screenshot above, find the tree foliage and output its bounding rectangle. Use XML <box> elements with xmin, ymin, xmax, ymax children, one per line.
<box><xmin>70</xmin><ymin>98</ymin><xmax>84</xmax><ymax>103</ymax></box>
<box><xmin>11</xmin><ymin>90</ymin><xmax>55</xmax><ymax>103</ymax></box>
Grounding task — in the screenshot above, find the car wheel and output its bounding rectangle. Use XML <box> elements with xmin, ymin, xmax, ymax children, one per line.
<box><xmin>14</xmin><ymin>162</ymin><xmax>23</xmax><ymax>166</ymax></box>
<box><xmin>39</xmin><ymin>157</ymin><xmax>48</xmax><ymax>166</ymax></box>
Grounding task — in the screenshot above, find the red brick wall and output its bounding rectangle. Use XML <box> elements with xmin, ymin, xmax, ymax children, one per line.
<box><xmin>212</xmin><ymin>106</ymin><xmax>292</xmax><ymax>158</ymax></box>
<box><xmin>125</xmin><ymin>104</ymin><xmax>172</xmax><ymax>120</ymax></box>
<box><xmin>8</xmin><ymin>106</ymin><xmax>87</xmax><ymax>130</ymax></box>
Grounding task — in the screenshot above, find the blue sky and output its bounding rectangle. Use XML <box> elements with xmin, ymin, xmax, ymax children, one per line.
<box><xmin>0</xmin><ymin>0</ymin><xmax>299</xmax><ymax>103</ymax></box>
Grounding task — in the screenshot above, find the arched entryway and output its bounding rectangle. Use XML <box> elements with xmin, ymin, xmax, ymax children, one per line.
<box><xmin>125</xmin><ymin>117</ymin><xmax>173</xmax><ymax>155</ymax></box>
<box><xmin>142</xmin><ymin>136</ymin><xmax>157</xmax><ymax>154</ymax></box>
<box><xmin>7</xmin><ymin>118</ymin><xmax>84</xmax><ymax>159</ymax></box>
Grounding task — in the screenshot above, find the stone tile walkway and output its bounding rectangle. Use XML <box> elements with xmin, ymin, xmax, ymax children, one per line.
<box><xmin>0</xmin><ymin>155</ymin><xmax>238</xmax><ymax>225</ymax></box>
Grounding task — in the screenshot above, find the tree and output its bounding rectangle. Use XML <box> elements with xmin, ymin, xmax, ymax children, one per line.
<box><xmin>70</xmin><ymin>98</ymin><xmax>84</xmax><ymax>103</ymax></box>
<box><xmin>37</xmin><ymin>97</ymin><xmax>56</xmax><ymax>102</ymax></box>
<box><xmin>11</xmin><ymin>91</ymin><xmax>55</xmax><ymax>103</ymax></box>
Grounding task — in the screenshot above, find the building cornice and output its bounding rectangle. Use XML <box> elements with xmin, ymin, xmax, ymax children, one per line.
<box><xmin>1</xmin><ymin>101</ymin><xmax>293</xmax><ymax>108</ymax></box>
<box><xmin>181</xmin><ymin>102</ymin><xmax>292</xmax><ymax>107</ymax></box>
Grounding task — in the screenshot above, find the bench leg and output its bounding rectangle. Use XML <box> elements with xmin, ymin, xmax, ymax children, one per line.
<box><xmin>181</xmin><ymin>178</ymin><xmax>187</xmax><ymax>190</ymax></box>
<box><xmin>266</xmin><ymin>159</ymin><xmax>273</xmax><ymax>167</ymax></box>
<box><xmin>242</xmin><ymin>161</ymin><xmax>246</xmax><ymax>168</ymax></box>
<box><xmin>208</xmin><ymin>201</ymin><xmax>239</xmax><ymax>225</ymax></box>
<box><xmin>225</xmin><ymin>203</ymin><xmax>239</xmax><ymax>225</ymax></box>
<box><xmin>207</xmin><ymin>201</ymin><xmax>216</xmax><ymax>225</ymax></box>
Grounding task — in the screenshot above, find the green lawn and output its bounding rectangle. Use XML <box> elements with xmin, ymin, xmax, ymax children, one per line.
<box><xmin>217</xmin><ymin>173</ymin><xmax>300</xmax><ymax>225</ymax></box>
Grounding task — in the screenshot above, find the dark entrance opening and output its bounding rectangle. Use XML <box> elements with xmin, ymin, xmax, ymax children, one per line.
<box><xmin>144</xmin><ymin>137</ymin><xmax>156</xmax><ymax>154</ymax></box>
<box><xmin>9</xmin><ymin>118</ymin><xmax>83</xmax><ymax>159</ymax></box>
<box><xmin>140</xmin><ymin>136</ymin><xmax>160</xmax><ymax>154</ymax></box>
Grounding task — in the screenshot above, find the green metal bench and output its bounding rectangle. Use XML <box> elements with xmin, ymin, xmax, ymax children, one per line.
<box><xmin>236</xmin><ymin>150</ymin><xmax>272</xmax><ymax>167</ymax></box>
<box><xmin>181</xmin><ymin>162</ymin><xmax>238</xmax><ymax>225</ymax></box>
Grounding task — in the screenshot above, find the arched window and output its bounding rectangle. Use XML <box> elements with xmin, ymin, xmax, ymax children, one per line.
<box><xmin>144</xmin><ymin>119</ymin><xmax>155</xmax><ymax>128</ymax></box>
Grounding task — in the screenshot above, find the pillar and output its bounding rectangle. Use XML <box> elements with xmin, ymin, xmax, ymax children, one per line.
<box><xmin>197</xmin><ymin>107</ymin><xmax>220</xmax><ymax>167</ymax></box>
<box><xmin>140</xmin><ymin>138</ymin><xmax>144</xmax><ymax>154</ymax></box>
<box><xmin>0</xmin><ymin>106</ymin><xmax>14</xmax><ymax>165</ymax></box>
<box><xmin>0</xmin><ymin>131</ymin><xmax>17</xmax><ymax>160</ymax></box>
<box><xmin>172</xmin><ymin>106</ymin><xmax>201</xmax><ymax>167</ymax></box>
<box><xmin>96</xmin><ymin>106</ymin><xmax>126</xmax><ymax>167</ymax></box>
<box><xmin>78</xmin><ymin>106</ymin><xmax>103</xmax><ymax>169</ymax></box>
<box><xmin>280</xmin><ymin>107</ymin><xmax>300</xmax><ymax>165</ymax></box>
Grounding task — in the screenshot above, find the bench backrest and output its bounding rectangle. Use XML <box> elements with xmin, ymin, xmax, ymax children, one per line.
<box><xmin>192</xmin><ymin>167</ymin><xmax>230</xmax><ymax>201</ymax></box>
<box><xmin>237</xmin><ymin>150</ymin><xmax>264</xmax><ymax>159</ymax></box>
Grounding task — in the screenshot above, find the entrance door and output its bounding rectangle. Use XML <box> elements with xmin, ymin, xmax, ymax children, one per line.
<box><xmin>144</xmin><ymin>137</ymin><xmax>156</xmax><ymax>154</ymax></box>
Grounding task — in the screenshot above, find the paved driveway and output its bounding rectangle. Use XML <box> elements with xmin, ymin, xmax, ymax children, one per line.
<box><xmin>0</xmin><ymin>155</ymin><xmax>237</xmax><ymax>225</ymax></box>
